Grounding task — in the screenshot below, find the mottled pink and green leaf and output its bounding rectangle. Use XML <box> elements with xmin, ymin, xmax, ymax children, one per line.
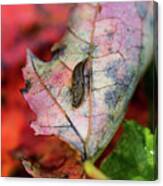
<box><xmin>22</xmin><ymin>2</ymin><xmax>155</xmax><ymax>160</ymax></box>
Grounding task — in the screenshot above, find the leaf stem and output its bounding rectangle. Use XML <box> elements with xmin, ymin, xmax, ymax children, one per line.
<box><xmin>83</xmin><ymin>160</ymin><xmax>109</xmax><ymax>180</ymax></box>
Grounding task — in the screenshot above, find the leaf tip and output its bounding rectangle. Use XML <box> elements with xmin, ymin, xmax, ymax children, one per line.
<box><xmin>26</xmin><ymin>49</ymin><xmax>36</xmax><ymax>63</ymax></box>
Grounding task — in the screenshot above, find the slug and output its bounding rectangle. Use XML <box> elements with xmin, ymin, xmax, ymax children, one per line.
<box><xmin>71</xmin><ymin>59</ymin><xmax>88</xmax><ymax>108</ymax></box>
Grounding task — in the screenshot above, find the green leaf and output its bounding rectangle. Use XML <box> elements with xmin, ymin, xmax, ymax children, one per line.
<box><xmin>100</xmin><ymin>120</ymin><xmax>157</xmax><ymax>180</ymax></box>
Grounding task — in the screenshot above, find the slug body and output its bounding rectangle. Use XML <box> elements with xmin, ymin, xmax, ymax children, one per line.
<box><xmin>71</xmin><ymin>59</ymin><xmax>88</xmax><ymax>108</ymax></box>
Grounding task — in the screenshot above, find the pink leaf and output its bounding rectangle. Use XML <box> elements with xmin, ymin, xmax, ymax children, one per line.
<box><xmin>22</xmin><ymin>2</ymin><xmax>155</xmax><ymax>160</ymax></box>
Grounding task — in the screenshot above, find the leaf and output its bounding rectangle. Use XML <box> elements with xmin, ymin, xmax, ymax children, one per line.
<box><xmin>100</xmin><ymin>120</ymin><xmax>157</xmax><ymax>180</ymax></box>
<box><xmin>22</xmin><ymin>2</ymin><xmax>155</xmax><ymax>160</ymax></box>
<box><xmin>14</xmin><ymin>135</ymin><xmax>84</xmax><ymax>178</ymax></box>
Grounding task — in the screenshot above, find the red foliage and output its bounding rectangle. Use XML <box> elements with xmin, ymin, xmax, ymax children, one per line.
<box><xmin>2</xmin><ymin>4</ymin><xmax>72</xmax><ymax>66</ymax></box>
<box><xmin>125</xmin><ymin>81</ymin><xmax>149</xmax><ymax>126</ymax></box>
<box><xmin>14</xmin><ymin>126</ymin><xmax>83</xmax><ymax>178</ymax></box>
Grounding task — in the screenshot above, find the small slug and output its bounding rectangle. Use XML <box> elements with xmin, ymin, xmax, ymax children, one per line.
<box><xmin>71</xmin><ymin>59</ymin><xmax>88</xmax><ymax>108</ymax></box>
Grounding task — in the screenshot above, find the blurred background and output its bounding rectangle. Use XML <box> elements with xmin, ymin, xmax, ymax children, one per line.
<box><xmin>1</xmin><ymin>4</ymin><xmax>157</xmax><ymax>178</ymax></box>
